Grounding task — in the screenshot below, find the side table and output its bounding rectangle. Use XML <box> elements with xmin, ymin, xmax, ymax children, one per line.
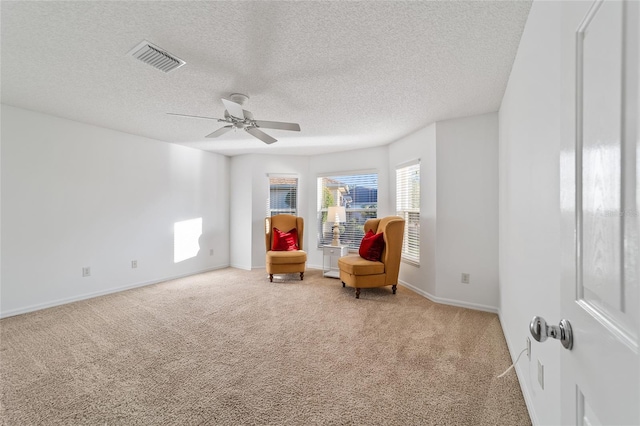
<box><xmin>322</xmin><ymin>245</ymin><xmax>349</xmax><ymax>278</ymax></box>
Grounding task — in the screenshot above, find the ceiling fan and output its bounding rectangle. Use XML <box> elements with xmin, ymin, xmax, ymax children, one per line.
<box><xmin>167</xmin><ymin>93</ymin><xmax>300</xmax><ymax>144</ymax></box>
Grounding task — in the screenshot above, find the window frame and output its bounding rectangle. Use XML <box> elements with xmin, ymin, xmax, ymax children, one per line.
<box><xmin>396</xmin><ymin>159</ymin><xmax>420</xmax><ymax>266</ymax></box>
<box><xmin>316</xmin><ymin>170</ymin><xmax>378</xmax><ymax>251</ymax></box>
<box><xmin>267</xmin><ymin>174</ymin><xmax>298</xmax><ymax>217</ymax></box>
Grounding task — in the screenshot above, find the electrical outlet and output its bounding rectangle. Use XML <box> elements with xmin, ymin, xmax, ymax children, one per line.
<box><xmin>461</xmin><ymin>273</ymin><xmax>470</xmax><ymax>284</ymax></box>
<box><xmin>131</xmin><ymin>260</ymin><xmax>137</xmax><ymax>269</ymax></box>
<box><xmin>526</xmin><ymin>337</ymin><xmax>531</xmax><ymax>361</ymax></box>
<box><xmin>82</xmin><ymin>266</ymin><xmax>91</xmax><ymax>277</ymax></box>
<box><xmin>209</xmin><ymin>249</ymin><xmax>214</xmax><ymax>256</ymax></box>
<box><xmin>538</xmin><ymin>360</ymin><xmax>544</xmax><ymax>389</ymax></box>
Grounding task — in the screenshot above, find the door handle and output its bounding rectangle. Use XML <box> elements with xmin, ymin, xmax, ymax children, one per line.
<box><xmin>529</xmin><ymin>316</ymin><xmax>573</xmax><ymax>350</ymax></box>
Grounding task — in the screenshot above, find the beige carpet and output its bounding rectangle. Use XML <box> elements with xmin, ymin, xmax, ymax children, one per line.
<box><xmin>0</xmin><ymin>268</ymin><xmax>530</xmax><ymax>425</ymax></box>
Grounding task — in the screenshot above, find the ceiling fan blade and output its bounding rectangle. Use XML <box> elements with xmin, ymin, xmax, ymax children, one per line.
<box><xmin>246</xmin><ymin>127</ymin><xmax>277</xmax><ymax>144</ymax></box>
<box><xmin>167</xmin><ymin>112</ymin><xmax>222</xmax><ymax>121</ymax></box>
<box><xmin>221</xmin><ymin>98</ymin><xmax>245</xmax><ymax>120</ymax></box>
<box><xmin>205</xmin><ymin>125</ymin><xmax>233</xmax><ymax>138</ymax></box>
<box><xmin>254</xmin><ymin>120</ymin><xmax>301</xmax><ymax>132</ymax></box>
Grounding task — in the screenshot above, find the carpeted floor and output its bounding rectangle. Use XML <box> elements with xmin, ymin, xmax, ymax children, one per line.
<box><xmin>0</xmin><ymin>268</ymin><xmax>530</xmax><ymax>425</ymax></box>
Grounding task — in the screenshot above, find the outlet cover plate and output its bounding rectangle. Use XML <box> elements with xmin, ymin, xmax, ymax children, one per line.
<box><xmin>537</xmin><ymin>360</ymin><xmax>544</xmax><ymax>389</ymax></box>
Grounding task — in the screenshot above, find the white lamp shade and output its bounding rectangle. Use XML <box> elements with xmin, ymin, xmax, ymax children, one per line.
<box><xmin>327</xmin><ymin>206</ymin><xmax>346</xmax><ymax>223</ymax></box>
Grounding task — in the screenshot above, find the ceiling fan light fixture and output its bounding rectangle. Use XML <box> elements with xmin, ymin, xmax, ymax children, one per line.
<box><xmin>167</xmin><ymin>96</ymin><xmax>300</xmax><ymax>144</ymax></box>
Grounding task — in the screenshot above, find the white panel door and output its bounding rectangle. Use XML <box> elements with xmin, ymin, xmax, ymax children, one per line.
<box><xmin>560</xmin><ymin>1</ymin><xmax>639</xmax><ymax>425</ymax></box>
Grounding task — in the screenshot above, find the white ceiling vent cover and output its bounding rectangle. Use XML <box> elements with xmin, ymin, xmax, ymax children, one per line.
<box><xmin>127</xmin><ymin>40</ymin><xmax>185</xmax><ymax>73</ymax></box>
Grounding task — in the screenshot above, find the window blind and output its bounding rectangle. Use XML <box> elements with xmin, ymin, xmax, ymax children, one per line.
<box><xmin>396</xmin><ymin>161</ymin><xmax>420</xmax><ymax>264</ymax></box>
<box><xmin>267</xmin><ymin>176</ymin><xmax>298</xmax><ymax>217</ymax></box>
<box><xmin>317</xmin><ymin>172</ymin><xmax>378</xmax><ymax>250</ymax></box>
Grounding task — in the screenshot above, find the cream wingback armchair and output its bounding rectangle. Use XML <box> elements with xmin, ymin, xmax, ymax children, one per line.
<box><xmin>265</xmin><ymin>215</ymin><xmax>307</xmax><ymax>282</ymax></box>
<box><xmin>338</xmin><ymin>216</ymin><xmax>405</xmax><ymax>298</ymax></box>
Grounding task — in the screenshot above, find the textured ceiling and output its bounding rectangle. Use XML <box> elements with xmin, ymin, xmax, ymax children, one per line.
<box><xmin>1</xmin><ymin>1</ymin><xmax>531</xmax><ymax>157</ymax></box>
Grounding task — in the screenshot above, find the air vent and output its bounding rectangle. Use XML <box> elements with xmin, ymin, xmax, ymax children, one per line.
<box><xmin>127</xmin><ymin>40</ymin><xmax>185</xmax><ymax>73</ymax></box>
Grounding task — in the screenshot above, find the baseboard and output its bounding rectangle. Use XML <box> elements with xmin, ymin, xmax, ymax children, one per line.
<box><xmin>230</xmin><ymin>263</ymin><xmax>251</xmax><ymax>271</ymax></box>
<box><xmin>0</xmin><ymin>264</ymin><xmax>229</xmax><ymax>319</ymax></box>
<box><xmin>498</xmin><ymin>309</ymin><xmax>538</xmax><ymax>426</ymax></box>
<box><xmin>399</xmin><ymin>279</ymin><xmax>499</xmax><ymax>313</ymax></box>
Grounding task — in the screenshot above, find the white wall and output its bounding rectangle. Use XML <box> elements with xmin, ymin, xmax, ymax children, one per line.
<box><xmin>2</xmin><ymin>105</ymin><xmax>499</xmax><ymax>317</ymax></box>
<box><xmin>0</xmin><ymin>86</ymin><xmax>498</xmax><ymax>323</ymax></box>
<box><xmin>230</xmin><ymin>146</ymin><xmax>392</xmax><ymax>272</ymax></box>
<box><xmin>1</xmin><ymin>105</ymin><xmax>230</xmax><ymax>317</ymax></box>
<box><xmin>251</xmin><ymin>155</ymin><xmax>310</xmax><ymax>269</ymax></box>
<box><xmin>229</xmin><ymin>154</ymin><xmax>310</xmax><ymax>270</ymax></box>
<box><xmin>435</xmin><ymin>113</ymin><xmax>499</xmax><ymax>311</ymax></box>
<box><xmin>388</xmin><ymin>115</ymin><xmax>499</xmax><ymax>312</ymax></box>
<box><xmin>389</xmin><ymin>124</ymin><xmax>437</xmax><ymax>296</ymax></box>
<box><xmin>498</xmin><ymin>1</ymin><xmax>563</xmax><ymax>425</ymax></box>
<box><xmin>232</xmin><ymin>121</ymin><xmax>499</xmax><ymax>312</ymax></box>
<box><xmin>229</xmin><ymin>155</ymin><xmax>255</xmax><ymax>270</ymax></box>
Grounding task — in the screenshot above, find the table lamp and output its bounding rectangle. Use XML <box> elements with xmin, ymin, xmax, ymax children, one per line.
<box><xmin>327</xmin><ymin>206</ymin><xmax>346</xmax><ymax>246</ymax></box>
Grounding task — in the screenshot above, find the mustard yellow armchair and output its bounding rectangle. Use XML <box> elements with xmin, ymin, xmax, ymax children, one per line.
<box><xmin>265</xmin><ymin>215</ymin><xmax>307</xmax><ymax>282</ymax></box>
<box><xmin>338</xmin><ymin>216</ymin><xmax>405</xmax><ymax>298</ymax></box>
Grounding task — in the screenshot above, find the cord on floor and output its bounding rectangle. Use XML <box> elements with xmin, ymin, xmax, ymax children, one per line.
<box><xmin>497</xmin><ymin>347</ymin><xmax>527</xmax><ymax>378</ymax></box>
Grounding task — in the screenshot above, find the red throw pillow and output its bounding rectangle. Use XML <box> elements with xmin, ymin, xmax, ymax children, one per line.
<box><xmin>272</xmin><ymin>227</ymin><xmax>299</xmax><ymax>251</ymax></box>
<box><xmin>359</xmin><ymin>230</ymin><xmax>385</xmax><ymax>261</ymax></box>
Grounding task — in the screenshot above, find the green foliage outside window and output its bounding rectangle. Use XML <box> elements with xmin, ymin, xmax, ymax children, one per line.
<box><xmin>321</xmin><ymin>187</ymin><xmax>334</xmax><ymax>223</ymax></box>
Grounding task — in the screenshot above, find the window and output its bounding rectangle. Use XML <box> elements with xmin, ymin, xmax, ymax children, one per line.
<box><xmin>267</xmin><ymin>176</ymin><xmax>298</xmax><ymax>216</ymax></box>
<box><xmin>317</xmin><ymin>172</ymin><xmax>378</xmax><ymax>250</ymax></box>
<box><xmin>396</xmin><ymin>160</ymin><xmax>420</xmax><ymax>264</ymax></box>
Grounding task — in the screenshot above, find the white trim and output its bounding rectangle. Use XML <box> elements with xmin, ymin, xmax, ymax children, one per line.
<box><xmin>316</xmin><ymin>171</ymin><xmax>378</xmax><ymax>250</ymax></box>
<box><xmin>0</xmin><ymin>264</ymin><xmax>229</xmax><ymax>319</ymax></box>
<box><xmin>316</xmin><ymin>168</ymin><xmax>378</xmax><ymax>178</ymax></box>
<box><xmin>401</xmin><ymin>258</ymin><xmax>420</xmax><ymax>268</ymax></box>
<box><xmin>498</xmin><ymin>309</ymin><xmax>539</xmax><ymax>426</ymax></box>
<box><xmin>395</xmin><ymin>158</ymin><xmax>420</xmax><ymax>169</ymax></box>
<box><xmin>267</xmin><ymin>175</ymin><xmax>298</xmax><ymax>217</ymax></box>
<box><xmin>399</xmin><ymin>279</ymin><xmax>498</xmax><ymax>313</ymax></box>
<box><xmin>231</xmin><ymin>263</ymin><xmax>252</xmax><ymax>271</ymax></box>
<box><xmin>396</xmin><ymin>161</ymin><xmax>421</xmax><ymax>265</ymax></box>
<box><xmin>266</xmin><ymin>172</ymin><xmax>299</xmax><ymax>178</ymax></box>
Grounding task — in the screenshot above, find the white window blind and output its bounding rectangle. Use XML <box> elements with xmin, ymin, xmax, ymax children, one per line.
<box><xmin>267</xmin><ymin>176</ymin><xmax>298</xmax><ymax>217</ymax></box>
<box><xmin>317</xmin><ymin>172</ymin><xmax>378</xmax><ymax>250</ymax></box>
<box><xmin>396</xmin><ymin>161</ymin><xmax>420</xmax><ymax>264</ymax></box>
